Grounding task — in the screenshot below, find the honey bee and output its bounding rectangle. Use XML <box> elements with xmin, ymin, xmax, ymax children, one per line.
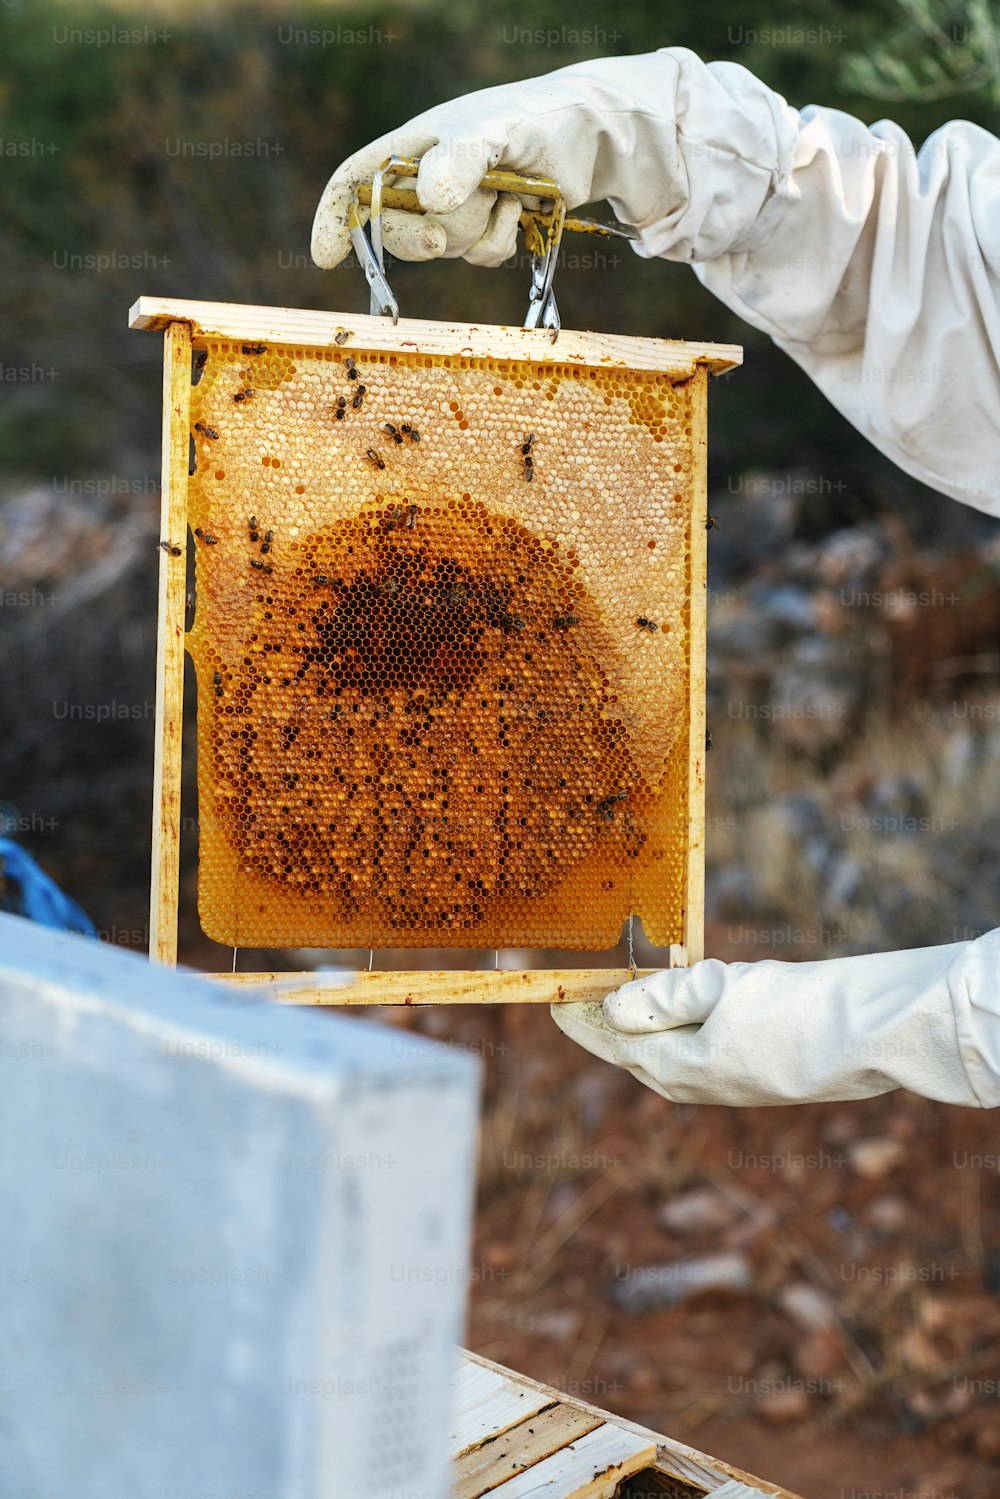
<box><xmin>249</xmin><ymin>515</ymin><xmax>259</xmax><ymax>542</ymax></box>
<box><xmin>365</xmin><ymin>448</ymin><xmax>386</xmax><ymax>470</ymax></box>
<box><xmin>553</xmin><ymin>614</ymin><xmax>579</xmax><ymax>630</ymax></box>
<box><xmin>194</xmin><ymin>350</ymin><xmax>208</xmax><ymax>373</ymax></box>
<box><xmin>597</xmin><ymin>790</ymin><xmax>628</xmax><ymax>822</ymax></box>
<box><xmin>500</xmin><ymin>613</ymin><xmax>525</xmax><ymax>633</ymax></box>
<box><xmin>406</xmin><ymin>504</ymin><xmax>417</xmax><ymax>530</ymax></box>
<box><xmin>250</xmin><ymin>559</ymin><xmax>273</xmax><ymax>574</ymax></box>
<box><xmin>345</xmin><ymin>356</ymin><xmax>358</xmax><ymax>381</ymax></box>
<box><xmin>194</xmin><ymin>422</ymin><xmax>219</xmax><ymax>440</ymax></box>
<box><xmin>233</xmin><ymin>387</ymin><xmax>255</xmax><ymax>403</ymax></box>
<box><xmin>384</xmin><ymin>423</ymin><xmax>403</xmax><ymax>444</ymax></box>
<box><xmin>312</xmin><ymin>575</ymin><xmax>332</xmax><ymax>586</ymax></box>
<box><xmin>194</xmin><ymin>528</ymin><xmax>218</xmax><ymax>545</ymax></box>
<box><xmin>260</xmin><ymin>528</ymin><xmax>274</xmax><ymax>555</ymax></box>
<box><xmin>241</xmin><ymin>343</ymin><xmax>267</xmax><ymax>355</ymax></box>
<box><xmin>521</xmin><ymin>432</ymin><xmax>535</xmax><ymax>455</ymax></box>
<box><xmin>636</xmin><ymin>617</ymin><xmax>659</xmax><ymax>632</ymax></box>
<box><xmin>401</xmin><ymin>423</ymin><xmax>420</xmax><ymax>442</ymax></box>
<box><xmin>448</xmin><ymin>587</ymin><xmax>467</xmax><ymax>606</ymax></box>
<box><xmin>334</xmin><ymin>328</ymin><xmax>350</xmax><ymax>345</ymax></box>
<box><xmin>157</xmin><ymin>539</ymin><xmax>183</xmax><ymax>557</ymax></box>
<box><xmin>706</xmin><ymin>514</ymin><xmax>719</xmax><ymax>531</ymax></box>
<box><xmin>352</xmin><ymin>384</ymin><xmax>366</xmax><ymax>409</ymax></box>
<box><xmin>334</xmin><ymin>396</ymin><xmax>347</xmax><ymax>421</ymax></box>
<box><xmin>213</xmin><ymin>670</ymin><xmax>223</xmax><ymax>698</ymax></box>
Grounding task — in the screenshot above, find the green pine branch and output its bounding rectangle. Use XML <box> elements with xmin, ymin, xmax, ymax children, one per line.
<box><xmin>840</xmin><ymin>0</ymin><xmax>1000</xmax><ymax>104</ymax></box>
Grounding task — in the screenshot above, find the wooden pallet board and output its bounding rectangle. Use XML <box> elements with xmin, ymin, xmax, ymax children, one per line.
<box><xmin>449</xmin><ymin>1356</ymin><xmax>556</xmax><ymax>1451</ymax></box>
<box><xmin>449</xmin><ymin>1356</ymin><xmax>654</xmax><ymax>1499</ymax></box>
<box><xmin>454</xmin><ymin>1404</ymin><xmax>602</xmax><ymax>1499</ymax></box>
<box><xmin>479</xmin><ymin>1423</ymin><xmax>656</xmax><ymax>1498</ymax></box>
<box><xmin>452</xmin><ymin>1350</ymin><xmax>804</xmax><ymax>1499</ymax></box>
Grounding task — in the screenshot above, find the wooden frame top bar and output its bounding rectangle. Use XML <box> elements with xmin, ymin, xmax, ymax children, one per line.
<box><xmin>128</xmin><ymin>296</ymin><xmax>743</xmax><ymax>378</ymax></box>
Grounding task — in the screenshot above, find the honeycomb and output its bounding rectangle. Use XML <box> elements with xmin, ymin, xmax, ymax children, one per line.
<box><xmin>186</xmin><ymin>336</ymin><xmax>699</xmax><ymax>949</ymax></box>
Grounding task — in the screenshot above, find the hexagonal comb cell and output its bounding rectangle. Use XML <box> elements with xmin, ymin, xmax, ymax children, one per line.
<box><xmin>187</xmin><ymin>340</ymin><xmax>696</xmax><ymax>949</ymax></box>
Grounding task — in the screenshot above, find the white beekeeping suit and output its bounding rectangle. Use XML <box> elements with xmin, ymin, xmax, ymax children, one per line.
<box><xmin>312</xmin><ymin>48</ymin><xmax>1000</xmax><ymax>1107</ymax></box>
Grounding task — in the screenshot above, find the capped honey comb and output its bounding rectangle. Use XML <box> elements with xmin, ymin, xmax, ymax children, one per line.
<box><xmin>187</xmin><ymin>337</ymin><xmax>699</xmax><ymax>950</ymax></box>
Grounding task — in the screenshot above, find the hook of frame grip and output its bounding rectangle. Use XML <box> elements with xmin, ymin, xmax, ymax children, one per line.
<box><xmin>520</xmin><ymin>196</ymin><xmax>566</xmax><ymax>338</ymax></box>
<box><xmin>348</xmin><ymin>153</ymin><xmax>424</xmax><ymax>323</ymax></box>
<box><xmin>347</xmin><ymin>197</ymin><xmax>399</xmax><ymax>322</ymax></box>
<box><xmin>368</xmin><ymin>153</ymin><xmax>413</xmax><ymax>318</ymax></box>
<box><xmin>347</xmin><ymin>152</ymin><xmax>407</xmax><ymax>323</ymax></box>
<box><xmin>525</xmin><ymin>207</ymin><xmax>638</xmax><ymax>334</ymax></box>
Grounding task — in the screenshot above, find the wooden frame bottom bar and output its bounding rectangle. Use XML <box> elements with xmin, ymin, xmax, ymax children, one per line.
<box><xmin>198</xmin><ymin>963</ymin><xmax>682</xmax><ymax>1005</ymax></box>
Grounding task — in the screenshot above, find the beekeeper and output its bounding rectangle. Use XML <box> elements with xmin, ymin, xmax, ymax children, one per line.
<box><xmin>312</xmin><ymin>48</ymin><xmax>1000</xmax><ymax>1109</ymax></box>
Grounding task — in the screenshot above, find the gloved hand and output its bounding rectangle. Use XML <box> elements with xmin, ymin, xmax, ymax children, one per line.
<box><xmin>551</xmin><ymin>931</ymin><xmax>1000</xmax><ymax>1107</ymax></box>
<box><xmin>311</xmin><ymin>48</ymin><xmax>798</xmax><ymax>270</ymax></box>
<box><xmin>312</xmin><ymin>48</ymin><xmax>1000</xmax><ymax>514</ymax></box>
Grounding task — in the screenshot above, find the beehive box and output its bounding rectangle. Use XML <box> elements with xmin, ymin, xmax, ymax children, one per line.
<box><xmin>450</xmin><ymin>1348</ymin><xmax>801</xmax><ymax>1498</ymax></box>
<box><xmin>131</xmin><ymin>298</ymin><xmax>741</xmax><ymax>999</ymax></box>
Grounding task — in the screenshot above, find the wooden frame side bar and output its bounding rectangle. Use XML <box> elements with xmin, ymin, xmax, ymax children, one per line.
<box><xmin>149</xmin><ymin>320</ymin><xmax>191</xmax><ymax>965</ymax></box>
<box><xmin>684</xmin><ymin>367</ymin><xmax>709</xmax><ymax>967</ymax></box>
<box><xmin>128</xmin><ymin>295</ymin><xmax>743</xmax><ymax>378</ymax></box>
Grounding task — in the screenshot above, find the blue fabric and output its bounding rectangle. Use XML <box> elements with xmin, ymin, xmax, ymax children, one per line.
<box><xmin>0</xmin><ymin>839</ymin><xmax>97</xmax><ymax>937</ymax></box>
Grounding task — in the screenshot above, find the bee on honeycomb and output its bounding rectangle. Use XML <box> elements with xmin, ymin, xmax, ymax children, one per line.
<box><xmin>186</xmin><ymin>339</ymin><xmax>697</xmax><ymax>950</ymax></box>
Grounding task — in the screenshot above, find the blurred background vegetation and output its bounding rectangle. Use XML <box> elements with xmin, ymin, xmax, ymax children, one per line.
<box><xmin>0</xmin><ymin>0</ymin><xmax>996</xmax><ymax>492</ymax></box>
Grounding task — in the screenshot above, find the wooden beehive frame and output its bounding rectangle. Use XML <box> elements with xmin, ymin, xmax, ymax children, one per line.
<box><xmin>130</xmin><ymin>296</ymin><xmax>741</xmax><ymax>1004</ymax></box>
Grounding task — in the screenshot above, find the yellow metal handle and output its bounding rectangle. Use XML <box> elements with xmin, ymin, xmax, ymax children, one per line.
<box><xmin>356</xmin><ymin>161</ymin><xmax>562</xmax><ymax>202</ymax></box>
<box><xmin>358</xmin><ymin>156</ymin><xmax>565</xmax><ymax>262</ymax></box>
<box><xmin>354</xmin><ymin>159</ymin><xmax>628</xmax><ymax>249</ymax></box>
<box><xmin>350</xmin><ymin>156</ymin><xmax>634</xmax><ymax>329</ymax></box>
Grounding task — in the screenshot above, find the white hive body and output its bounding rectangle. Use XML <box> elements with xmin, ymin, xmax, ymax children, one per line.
<box><xmin>0</xmin><ymin>913</ymin><xmax>479</xmax><ymax>1498</ymax></box>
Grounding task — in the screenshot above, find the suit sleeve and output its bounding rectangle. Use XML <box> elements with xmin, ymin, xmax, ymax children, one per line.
<box><xmin>634</xmin><ymin>50</ymin><xmax>1000</xmax><ymax>513</ymax></box>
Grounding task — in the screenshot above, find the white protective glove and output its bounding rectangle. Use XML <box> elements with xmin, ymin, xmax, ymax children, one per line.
<box><xmin>313</xmin><ymin>48</ymin><xmax>1000</xmax><ymax>514</ymax></box>
<box><xmin>551</xmin><ymin>930</ymin><xmax>1000</xmax><ymax>1107</ymax></box>
<box><xmin>311</xmin><ymin>48</ymin><xmax>797</xmax><ymax>271</ymax></box>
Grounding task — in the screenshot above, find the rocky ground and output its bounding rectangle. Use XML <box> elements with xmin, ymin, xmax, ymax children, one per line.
<box><xmin>3</xmin><ymin>472</ymin><xmax>1000</xmax><ymax>1497</ymax></box>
